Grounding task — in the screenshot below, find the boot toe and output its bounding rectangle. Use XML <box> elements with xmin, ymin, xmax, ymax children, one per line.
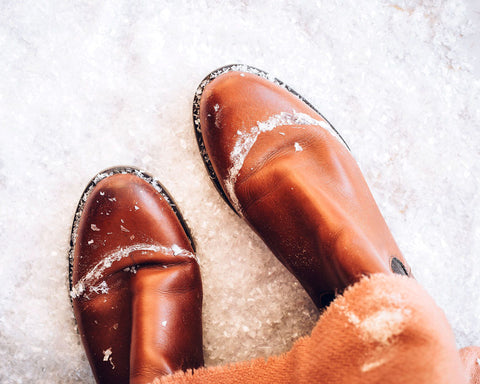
<box><xmin>70</xmin><ymin>169</ymin><xmax>203</xmax><ymax>383</ymax></box>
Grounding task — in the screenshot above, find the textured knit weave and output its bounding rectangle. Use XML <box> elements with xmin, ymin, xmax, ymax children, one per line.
<box><xmin>155</xmin><ymin>274</ymin><xmax>473</xmax><ymax>384</ymax></box>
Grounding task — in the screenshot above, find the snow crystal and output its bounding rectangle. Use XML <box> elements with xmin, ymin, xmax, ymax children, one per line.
<box><xmin>357</xmin><ymin>309</ymin><xmax>411</xmax><ymax>345</ymax></box>
<box><xmin>89</xmin><ymin>281</ymin><xmax>109</xmax><ymax>296</ymax></box>
<box><xmin>102</xmin><ymin>348</ymin><xmax>112</xmax><ymax>362</ymax></box>
<box><xmin>123</xmin><ymin>266</ymin><xmax>138</xmax><ymax>274</ymax></box>
<box><xmin>102</xmin><ymin>348</ymin><xmax>115</xmax><ymax>369</ymax></box>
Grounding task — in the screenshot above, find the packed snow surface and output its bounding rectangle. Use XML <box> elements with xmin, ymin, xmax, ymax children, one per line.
<box><xmin>1</xmin><ymin>0</ymin><xmax>480</xmax><ymax>382</ymax></box>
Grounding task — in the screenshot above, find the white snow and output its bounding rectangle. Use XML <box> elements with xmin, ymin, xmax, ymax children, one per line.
<box><xmin>102</xmin><ymin>348</ymin><xmax>112</xmax><ymax>362</ymax></box>
<box><xmin>1</xmin><ymin>1</ymin><xmax>479</xmax><ymax>383</ymax></box>
<box><xmin>89</xmin><ymin>280</ymin><xmax>110</xmax><ymax>296</ymax></box>
<box><xmin>361</xmin><ymin>357</ymin><xmax>389</xmax><ymax>373</ymax></box>
<box><xmin>102</xmin><ymin>348</ymin><xmax>115</xmax><ymax>369</ymax></box>
<box><xmin>171</xmin><ymin>244</ymin><xmax>182</xmax><ymax>256</ymax></box>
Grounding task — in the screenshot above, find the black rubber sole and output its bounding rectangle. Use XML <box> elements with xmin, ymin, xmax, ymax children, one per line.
<box><xmin>192</xmin><ymin>64</ymin><xmax>350</xmax><ymax>215</ymax></box>
<box><xmin>67</xmin><ymin>166</ymin><xmax>196</xmax><ymax>301</ymax></box>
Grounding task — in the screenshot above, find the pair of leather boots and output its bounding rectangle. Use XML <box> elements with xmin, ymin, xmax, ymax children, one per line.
<box><xmin>70</xmin><ymin>65</ymin><xmax>412</xmax><ymax>383</ymax></box>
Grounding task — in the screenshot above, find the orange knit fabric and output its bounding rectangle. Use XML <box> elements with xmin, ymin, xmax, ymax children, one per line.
<box><xmin>460</xmin><ymin>346</ymin><xmax>480</xmax><ymax>384</ymax></box>
<box><xmin>155</xmin><ymin>274</ymin><xmax>474</xmax><ymax>384</ymax></box>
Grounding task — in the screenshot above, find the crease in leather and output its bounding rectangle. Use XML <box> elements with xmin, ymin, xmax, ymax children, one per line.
<box><xmin>72</xmin><ymin>246</ymin><xmax>196</xmax><ymax>300</ymax></box>
<box><xmin>222</xmin><ymin>112</ymin><xmax>334</xmax><ymax>212</ymax></box>
<box><xmin>235</xmin><ymin>138</ymin><xmax>401</xmax><ymax>305</ymax></box>
<box><xmin>234</xmin><ymin>126</ymin><xmax>318</xmax><ymax>189</ymax></box>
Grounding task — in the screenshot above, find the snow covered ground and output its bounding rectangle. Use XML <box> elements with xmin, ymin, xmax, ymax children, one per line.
<box><xmin>1</xmin><ymin>1</ymin><xmax>479</xmax><ymax>382</ymax></box>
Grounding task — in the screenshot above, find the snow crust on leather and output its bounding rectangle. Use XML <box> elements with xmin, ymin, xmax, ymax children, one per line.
<box><xmin>70</xmin><ymin>243</ymin><xmax>196</xmax><ymax>299</ymax></box>
<box><xmin>224</xmin><ymin>111</ymin><xmax>335</xmax><ymax>214</ymax></box>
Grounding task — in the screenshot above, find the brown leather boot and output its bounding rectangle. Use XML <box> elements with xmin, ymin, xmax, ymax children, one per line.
<box><xmin>69</xmin><ymin>167</ymin><xmax>203</xmax><ymax>384</ymax></box>
<box><xmin>194</xmin><ymin>64</ymin><xmax>412</xmax><ymax>308</ymax></box>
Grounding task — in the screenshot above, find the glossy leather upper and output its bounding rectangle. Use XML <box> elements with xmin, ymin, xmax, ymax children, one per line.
<box><xmin>199</xmin><ymin>71</ymin><xmax>411</xmax><ymax>308</ymax></box>
<box><xmin>71</xmin><ymin>173</ymin><xmax>203</xmax><ymax>384</ymax></box>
